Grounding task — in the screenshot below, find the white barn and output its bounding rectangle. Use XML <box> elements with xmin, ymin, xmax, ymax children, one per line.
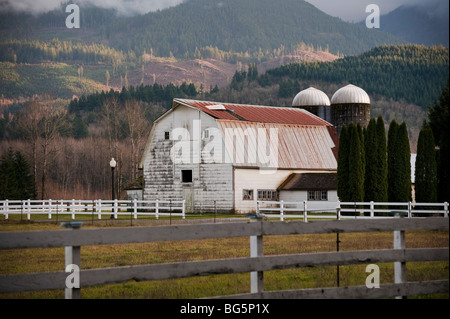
<box><xmin>139</xmin><ymin>98</ymin><xmax>339</xmax><ymax>214</ymax></box>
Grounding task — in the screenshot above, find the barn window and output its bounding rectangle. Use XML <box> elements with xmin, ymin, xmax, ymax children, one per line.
<box><xmin>257</xmin><ymin>189</ymin><xmax>277</xmax><ymax>201</ymax></box>
<box><xmin>242</xmin><ymin>189</ymin><xmax>254</xmax><ymax>200</ymax></box>
<box><xmin>308</xmin><ymin>190</ymin><xmax>328</xmax><ymax>201</ymax></box>
<box><xmin>181</xmin><ymin>170</ymin><xmax>192</xmax><ymax>183</ymax></box>
<box><xmin>164</xmin><ymin>131</ymin><xmax>170</xmax><ymax>140</ymax></box>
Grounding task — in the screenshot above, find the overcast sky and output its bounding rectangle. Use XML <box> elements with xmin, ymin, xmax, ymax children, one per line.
<box><xmin>305</xmin><ymin>0</ymin><xmax>447</xmax><ymax>22</ymax></box>
<box><xmin>0</xmin><ymin>0</ymin><xmax>446</xmax><ymax>21</ymax></box>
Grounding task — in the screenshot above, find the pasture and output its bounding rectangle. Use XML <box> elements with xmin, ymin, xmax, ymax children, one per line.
<box><xmin>0</xmin><ymin>218</ymin><xmax>448</xmax><ymax>299</ymax></box>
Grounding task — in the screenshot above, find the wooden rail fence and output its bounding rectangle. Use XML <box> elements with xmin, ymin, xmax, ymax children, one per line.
<box><xmin>0</xmin><ymin>216</ymin><xmax>448</xmax><ymax>299</ymax></box>
<box><xmin>0</xmin><ymin>199</ymin><xmax>185</xmax><ymax>220</ymax></box>
<box><xmin>257</xmin><ymin>200</ymin><xmax>449</xmax><ymax>221</ymax></box>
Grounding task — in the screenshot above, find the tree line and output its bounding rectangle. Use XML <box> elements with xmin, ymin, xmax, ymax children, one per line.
<box><xmin>265</xmin><ymin>45</ymin><xmax>449</xmax><ymax>108</ymax></box>
<box><xmin>0</xmin><ymin>39</ymin><xmax>128</xmax><ymax>65</ymax></box>
<box><xmin>338</xmin><ymin>78</ymin><xmax>449</xmax><ymax>205</ymax></box>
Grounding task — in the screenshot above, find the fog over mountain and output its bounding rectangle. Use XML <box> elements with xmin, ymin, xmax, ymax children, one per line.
<box><xmin>1</xmin><ymin>0</ymin><xmax>447</xmax><ymax>21</ymax></box>
<box><xmin>0</xmin><ymin>0</ymin><xmax>186</xmax><ymax>16</ymax></box>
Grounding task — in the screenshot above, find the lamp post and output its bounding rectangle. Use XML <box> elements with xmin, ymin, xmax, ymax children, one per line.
<box><xmin>109</xmin><ymin>158</ymin><xmax>116</xmax><ymax>200</ymax></box>
<box><xmin>109</xmin><ymin>158</ymin><xmax>117</xmax><ymax>219</ymax></box>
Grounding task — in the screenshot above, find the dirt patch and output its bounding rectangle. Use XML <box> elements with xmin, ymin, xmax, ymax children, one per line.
<box><xmin>114</xmin><ymin>50</ymin><xmax>339</xmax><ymax>90</ymax></box>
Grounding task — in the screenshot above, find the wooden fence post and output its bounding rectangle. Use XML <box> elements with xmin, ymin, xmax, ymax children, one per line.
<box><xmin>249</xmin><ymin>214</ymin><xmax>263</xmax><ymax>294</ymax></box>
<box><xmin>393</xmin><ymin>212</ymin><xmax>407</xmax><ymax>299</ymax></box>
<box><xmin>26</xmin><ymin>199</ymin><xmax>31</xmax><ymax>220</ymax></box>
<box><xmin>4</xmin><ymin>199</ymin><xmax>8</xmax><ymax>220</ymax></box>
<box><xmin>370</xmin><ymin>201</ymin><xmax>374</xmax><ymax>218</ymax></box>
<box><xmin>62</xmin><ymin>221</ymin><xmax>83</xmax><ymax>299</ymax></box>
<box><xmin>303</xmin><ymin>200</ymin><xmax>308</xmax><ymax>223</ymax></box>
<box><xmin>133</xmin><ymin>199</ymin><xmax>138</xmax><ymax>219</ymax></box>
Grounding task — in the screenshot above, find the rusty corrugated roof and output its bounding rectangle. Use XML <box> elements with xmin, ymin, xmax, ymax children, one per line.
<box><xmin>217</xmin><ymin>120</ymin><xmax>337</xmax><ymax>170</ymax></box>
<box><xmin>175</xmin><ymin>98</ymin><xmax>332</xmax><ymax>126</ymax></box>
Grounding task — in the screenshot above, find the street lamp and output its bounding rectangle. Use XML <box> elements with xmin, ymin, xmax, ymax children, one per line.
<box><xmin>110</xmin><ymin>158</ymin><xmax>117</xmax><ymax>201</ymax></box>
<box><xmin>109</xmin><ymin>158</ymin><xmax>117</xmax><ymax>220</ymax></box>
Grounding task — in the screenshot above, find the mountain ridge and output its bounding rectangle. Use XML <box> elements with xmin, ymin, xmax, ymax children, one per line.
<box><xmin>378</xmin><ymin>2</ymin><xmax>449</xmax><ymax>47</ymax></box>
<box><xmin>0</xmin><ymin>0</ymin><xmax>404</xmax><ymax>57</ymax></box>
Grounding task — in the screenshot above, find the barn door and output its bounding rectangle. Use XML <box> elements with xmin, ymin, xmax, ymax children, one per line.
<box><xmin>183</xmin><ymin>187</ymin><xmax>194</xmax><ymax>213</ymax></box>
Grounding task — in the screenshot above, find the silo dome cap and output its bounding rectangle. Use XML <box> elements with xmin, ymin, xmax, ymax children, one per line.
<box><xmin>292</xmin><ymin>87</ymin><xmax>331</xmax><ymax>106</ymax></box>
<box><xmin>331</xmin><ymin>84</ymin><xmax>370</xmax><ymax>104</ymax></box>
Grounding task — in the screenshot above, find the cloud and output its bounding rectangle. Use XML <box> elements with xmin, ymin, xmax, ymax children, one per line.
<box><xmin>304</xmin><ymin>0</ymin><xmax>449</xmax><ymax>22</ymax></box>
<box><xmin>0</xmin><ymin>0</ymin><xmax>186</xmax><ymax>16</ymax></box>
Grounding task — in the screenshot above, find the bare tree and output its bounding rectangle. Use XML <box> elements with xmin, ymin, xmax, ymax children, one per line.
<box><xmin>16</xmin><ymin>101</ymin><xmax>67</xmax><ymax>199</ymax></box>
<box><xmin>38</xmin><ymin>106</ymin><xmax>67</xmax><ymax>199</ymax></box>
<box><xmin>101</xmin><ymin>96</ymin><xmax>121</xmax><ymax>158</ymax></box>
<box><xmin>123</xmin><ymin>100</ymin><xmax>150</xmax><ymax>181</ymax></box>
<box><xmin>15</xmin><ymin>101</ymin><xmax>43</xmax><ymax>191</ymax></box>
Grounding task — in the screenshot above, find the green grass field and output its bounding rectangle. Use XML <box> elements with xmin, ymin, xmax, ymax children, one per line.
<box><xmin>0</xmin><ymin>219</ymin><xmax>448</xmax><ymax>299</ymax></box>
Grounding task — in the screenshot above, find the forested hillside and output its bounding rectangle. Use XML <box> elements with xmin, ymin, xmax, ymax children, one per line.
<box><xmin>379</xmin><ymin>2</ymin><xmax>449</xmax><ymax>47</ymax></box>
<box><xmin>0</xmin><ymin>0</ymin><xmax>403</xmax><ymax>58</ymax></box>
<box><xmin>264</xmin><ymin>45</ymin><xmax>449</xmax><ymax>108</ymax></box>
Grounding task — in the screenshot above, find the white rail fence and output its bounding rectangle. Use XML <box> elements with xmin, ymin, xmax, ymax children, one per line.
<box><xmin>0</xmin><ymin>199</ymin><xmax>185</xmax><ymax>220</ymax></box>
<box><xmin>0</xmin><ymin>218</ymin><xmax>448</xmax><ymax>299</ymax></box>
<box><xmin>257</xmin><ymin>200</ymin><xmax>449</xmax><ymax>221</ymax></box>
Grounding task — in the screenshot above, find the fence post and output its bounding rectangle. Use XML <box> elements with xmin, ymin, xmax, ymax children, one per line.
<box><xmin>182</xmin><ymin>200</ymin><xmax>186</xmax><ymax>220</ymax></box>
<box><xmin>48</xmin><ymin>199</ymin><xmax>52</xmax><ymax>219</ymax></box>
<box><xmin>4</xmin><ymin>199</ymin><xmax>8</xmax><ymax>220</ymax></box>
<box><xmin>155</xmin><ymin>200</ymin><xmax>159</xmax><ymax>219</ymax></box>
<box><xmin>303</xmin><ymin>200</ymin><xmax>308</xmax><ymax>223</ymax></box>
<box><xmin>133</xmin><ymin>199</ymin><xmax>138</xmax><ymax>219</ymax></box>
<box><xmin>444</xmin><ymin>202</ymin><xmax>448</xmax><ymax>218</ymax></box>
<box><xmin>114</xmin><ymin>199</ymin><xmax>118</xmax><ymax>219</ymax></box>
<box><xmin>97</xmin><ymin>200</ymin><xmax>102</xmax><ymax>220</ymax></box>
<box><xmin>62</xmin><ymin>221</ymin><xmax>83</xmax><ymax>299</ymax></box>
<box><xmin>336</xmin><ymin>201</ymin><xmax>341</xmax><ymax>220</ymax></box>
<box><xmin>249</xmin><ymin>214</ymin><xmax>263</xmax><ymax>295</ymax></box>
<box><xmin>408</xmin><ymin>201</ymin><xmax>412</xmax><ymax>218</ymax></box>
<box><xmin>280</xmin><ymin>200</ymin><xmax>284</xmax><ymax>221</ymax></box>
<box><xmin>370</xmin><ymin>201</ymin><xmax>374</xmax><ymax>218</ymax></box>
<box><xmin>393</xmin><ymin>212</ymin><xmax>407</xmax><ymax>299</ymax></box>
<box><xmin>71</xmin><ymin>199</ymin><xmax>76</xmax><ymax>220</ymax></box>
<box><xmin>26</xmin><ymin>199</ymin><xmax>31</xmax><ymax>220</ymax></box>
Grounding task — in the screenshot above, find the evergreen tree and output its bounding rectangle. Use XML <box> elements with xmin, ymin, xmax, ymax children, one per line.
<box><xmin>428</xmin><ymin>77</ymin><xmax>449</xmax><ymax>202</ymax></box>
<box><xmin>0</xmin><ymin>148</ymin><xmax>36</xmax><ymax>199</ymax></box>
<box><xmin>388</xmin><ymin>120</ymin><xmax>411</xmax><ymax>202</ymax></box>
<box><xmin>375</xmin><ymin>115</ymin><xmax>388</xmax><ymax>202</ymax></box>
<box><xmin>415</xmin><ymin>126</ymin><xmax>437</xmax><ymax>203</ymax></box>
<box><xmin>347</xmin><ymin>123</ymin><xmax>365</xmax><ymax>203</ymax></box>
<box><xmin>364</xmin><ymin>118</ymin><xmax>377</xmax><ymax>201</ymax></box>
<box><xmin>337</xmin><ymin>124</ymin><xmax>349</xmax><ymax>201</ymax></box>
<box><xmin>73</xmin><ymin>114</ymin><xmax>89</xmax><ymax>139</ymax></box>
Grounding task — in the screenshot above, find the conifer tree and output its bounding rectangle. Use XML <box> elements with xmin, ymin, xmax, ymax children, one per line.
<box><xmin>0</xmin><ymin>149</ymin><xmax>36</xmax><ymax>200</ymax></box>
<box><xmin>428</xmin><ymin>77</ymin><xmax>449</xmax><ymax>202</ymax></box>
<box><xmin>337</xmin><ymin>124</ymin><xmax>349</xmax><ymax>201</ymax></box>
<box><xmin>388</xmin><ymin>120</ymin><xmax>411</xmax><ymax>202</ymax></box>
<box><xmin>347</xmin><ymin>123</ymin><xmax>365</xmax><ymax>203</ymax></box>
<box><xmin>375</xmin><ymin>115</ymin><xmax>388</xmax><ymax>202</ymax></box>
<box><xmin>364</xmin><ymin>118</ymin><xmax>377</xmax><ymax>201</ymax></box>
<box><xmin>415</xmin><ymin>126</ymin><xmax>437</xmax><ymax>203</ymax></box>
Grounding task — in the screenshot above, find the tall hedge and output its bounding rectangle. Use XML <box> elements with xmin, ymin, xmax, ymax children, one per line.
<box><xmin>337</xmin><ymin>124</ymin><xmax>349</xmax><ymax>201</ymax></box>
<box><xmin>415</xmin><ymin>126</ymin><xmax>437</xmax><ymax>203</ymax></box>
<box><xmin>347</xmin><ymin>123</ymin><xmax>365</xmax><ymax>202</ymax></box>
<box><xmin>388</xmin><ymin>120</ymin><xmax>411</xmax><ymax>202</ymax></box>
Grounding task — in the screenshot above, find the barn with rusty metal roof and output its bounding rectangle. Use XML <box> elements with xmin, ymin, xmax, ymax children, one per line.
<box><xmin>139</xmin><ymin>98</ymin><xmax>339</xmax><ymax>214</ymax></box>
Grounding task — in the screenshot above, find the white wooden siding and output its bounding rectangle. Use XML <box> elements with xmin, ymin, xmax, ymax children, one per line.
<box><xmin>142</xmin><ymin>105</ymin><xmax>234</xmax><ymax>213</ymax></box>
<box><xmin>233</xmin><ymin>168</ymin><xmax>336</xmax><ymax>214</ymax></box>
